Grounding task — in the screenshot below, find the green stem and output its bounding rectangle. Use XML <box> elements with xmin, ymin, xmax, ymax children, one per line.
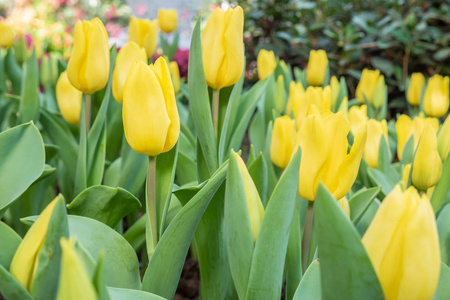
<box><xmin>212</xmin><ymin>89</ymin><xmax>220</xmax><ymax>139</ymax></box>
<box><xmin>85</xmin><ymin>93</ymin><xmax>92</xmax><ymax>133</ymax></box>
<box><xmin>302</xmin><ymin>201</ymin><xmax>314</xmax><ymax>273</ymax></box>
<box><xmin>147</xmin><ymin>156</ymin><xmax>158</xmax><ymax>258</ymax></box>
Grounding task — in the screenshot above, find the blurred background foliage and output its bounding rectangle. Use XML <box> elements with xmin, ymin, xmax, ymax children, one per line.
<box><xmin>236</xmin><ymin>0</ymin><xmax>450</xmax><ymax>102</ymax></box>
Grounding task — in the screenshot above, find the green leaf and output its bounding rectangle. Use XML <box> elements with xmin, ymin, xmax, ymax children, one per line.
<box><xmin>67</xmin><ymin>185</ymin><xmax>141</xmax><ymax>228</ymax></box>
<box><xmin>293</xmin><ymin>260</ymin><xmax>321</xmax><ymax>300</ymax></box>
<box><xmin>368</xmin><ymin>168</ymin><xmax>395</xmax><ymax>197</ymax></box>
<box><xmin>108</xmin><ymin>287</ymin><xmax>165</xmax><ymax>300</ymax></box>
<box><xmin>401</xmin><ymin>136</ymin><xmax>415</xmax><ymax>165</ymax></box>
<box><xmin>249</xmin><ymin>110</ymin><xmax>266</xmax><ymax>155</ymax></box>
<box><xmin>437</xmin><ymin>204</ymin><xmax>450</xmax><ymax>266</ymax></box>
<box><xmin>348</xmin><ymin>186</ymin><xmax>381</xmax><ymax>223</ymax></box>
<box><xmin>19</xmin><ymin>50</ymin><xmax>39</xmax><ymax>123</ymax></box>
<box><xmin>188</xmin><ymin>18</ymin><xmax>217</xmax><ymax>176</ymax></box>
<box><xmin>314</xmin><ymin>184</ymin><xmax>384</xmax><ymax>300</ymax></box>
<box><xmin>119</xmin><ymin>139</ymin><xmax>147</xmax><ymax>196</ymax></box>
<box><xmin>263</xmin><ymin>74</ymin><xmax>277</xmax><ymax>125</ymax></box>
<box><xmin>74</xmin><ymin>98</ymin><xmax>87</xmax><ymax>196</ymax></box>
<box><xmin>371</xmin><ymin>57</ymin><xmax>393</xmax><ymax>76</ymax></box>
<box><xmin>248</xmin><ymin>152</ymin><xmax>268</xmax><ymax>205</ymax></box>
<box><xmin>355</xmin><ymin>199</ymin><xmax>381</xmax><ymax>236</ymax></box>
<box><xmin>431</xmin><ymin>151</ymin><xmax>450</xmax><ymax>213</ymax></box>
<box><xmin>0</xmin><ymin>264</ymin><xmax>33</xmax><ymax>300</ymax></box>
<box><xmin>142</xmin><ymin>162</ymin><xmax>228</xmax><ymax>299</ymax></box>
<box><xmin>0</xmin><ymin>222</ymin><xmax>21</xmax><ymax>269</ymax></box>
<box><xmin>0</xmin><ymin>122</ymin><xmax>45</xmax><ymax>213</ymax></box>
<box><xmin>286</xmin><ymin>200</ymin><xmax>303</xmax><ymax>300</ymax></box>
<box><xmin>246</xmin><ymin>149</ymin><xmax>301</xmax><ymax>299</ymax></box>
<box><xmin>433</xmin><ymin>263</ymin><xmax>450</xmax><ymax>300</ymax></box>
<box><xmin>123</xmin><ymin>214</ymin><xmax>146</xmax><ymax>251</ymax></box>
<box><xmin>4</xmin><ymin>50</ymin><xmax>22</xmax><ymax>95</ymax></box>
<box><xmin>93</xmin><ymin>251</ymin><xmax>110</xmax><ymax>300</ymax></box>
<box><xmin>377</xmin><ymin>135</ymin><xmax>392</xmax><ymax>176</ymax></box>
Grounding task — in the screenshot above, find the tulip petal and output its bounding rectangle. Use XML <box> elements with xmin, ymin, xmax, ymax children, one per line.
<box><xmin>395</xmin><ymin>114</ymin><xmax>412</xmax><ymax>160</ymax></box>
<box><xmin>67</xmin><ymin>20</ymin><xmax>85</xmax><ymax>92</ymax></box>
<box><xmin>222</xmin><ymin>6</ymin><xmax>244</xmax><ymax>88</ymax></box>
<box><xmin>56</xmin><ymin>72</ymin><xmax>83</xmax><ymax>125</ymax></box>
<box><xmin>270</xmin><ymin>116</ymin><xmax>296</xmax><ymax>169</ymax></box>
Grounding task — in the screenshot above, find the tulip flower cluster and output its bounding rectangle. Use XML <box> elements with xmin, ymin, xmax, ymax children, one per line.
<box><xmin>0</xmin><ymin>4</ymin><xmax>450</xmax><ymax>300</ymax></box>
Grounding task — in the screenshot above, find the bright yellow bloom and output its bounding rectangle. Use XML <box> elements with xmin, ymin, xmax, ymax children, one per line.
<box><xmin>395</xmin><ymin>114</ymin><xmax>439</xmax><ymax>160</ymax></box>
<box><xmin>275</xmin><ymin>75</ymin><xmax>286</xmax><ymax>113</ymax></box>
<box><xmin>438</xmin><ymin>114</ymin><xmax>450</xmax><ymax>161</ymax></box>
<box><xmin>112</xmin><ymin>42</ymin><xmax>147</xmax><ymax>103</ymax></box>
<box><xmin>348</xmin><ymin>105</ymin><xmax>368</xmax><ymax>136</ymax></box>
<box><xmin>128</xmin><ymin>17</ymin><xmax>158</xmax><ymax>58</ymax></box>
<box><xmin>201</xmin><ymin>6</ymin><xmax>244</xmax><ymax>89</ymax></box>
<box><xmin>234</xmin><ymin>153</ymin><xmax>265</xmax><ymax>242</ymax></box>
<box><xmin>270</xmin><ymin>116</ymin><xmax>296</xmax><ymax>169</ymax></box>
<box><xmin>158</xmin><ymin>9</ymin><xmax>177</xmax><ymax>33</ymax></box>
<box><xmin>257</xmin><ymin>49</ymin><xmax>276</xmax><ymax>80</ymax></box>
<box><xmin>10</xmin><ymin>197</ymin><xmax>60</xmax><ymax>290</ymax></box>
<box><xmin>295</xmin><ymin>86</ymin><xmax>331</xmax><ymax>128</ymax></box>
<box><xmin>371</xmin><ymin>74</ymin><xmax>386</xmax><ymax>109</ymax></box>
<box><xmin>123</xmin><ymin>58</ymin><xmax>179</xmax><ymax>156</ymax></box>
<box><xmin>356</xmin><ymin>69</ymin><xmax>383</xmax><ymax>105</ymax></box>
<box><xmin>411</xmin><ymin>125</ymin><xmax>442</xmax><ymax>190</ymax></box>
<box><xmin>306</xmin><ymin>50</ymin><xmax>328</xmax><ymax>86</ymax></box>
<box><xmin>0</xmin><ymin>22</ymin><xmax>14</xmax><ymax>49</ymax></box>
<box><xmin>286</xmin><ymin>81</ymin><xmax>305</xmax><ymax>117</ymax></box>
<box><xmin>423</xmin><ymin>74</ymin><xmax>449</xmax><ymax>118</ymax></box>
<box><xmin>364</xmin><ymin>119</ymin><xmax>389</xmax><ymax>168</ymax></box>
<box><xmin>362</xmin><ymin>186</ymin><xmax>440</xmax><ymax>300</ymax></box>
<box><xmin>407</xmin><ymin>73</ymin><xmax>425</xmax><ymax>106</ymax></box>
<box><xmin>295</xmin><ymin>111</ymin><xmax>367</xmax><ymax>200</ymax></box>
<box><xmin>337</xmin><ymin>197</ymin><xmax>350</xmax><ymax>218</ymax></box>
<box><xmin>56</xmin><ymin>71</ymin><xmax>83</xmax><ymax>125</ymax></box>
<box><xmin>67</xmin><ymin>18</ymin><xmax>110</xmax><ymax>94</ymax></box>
<box><xmin>330</xmin><ymin>76</ymin><xmax>340</xmax><ymax>111</ymax></box>
<box><xmin>168</xmin><ymin>61</ymin><xmax>180</xmax><ymax>93</ymax></box>
<box><xmin>56</xmin><ymin>238</ymin><xmax>97</xmax><ymax>300</ymax></box>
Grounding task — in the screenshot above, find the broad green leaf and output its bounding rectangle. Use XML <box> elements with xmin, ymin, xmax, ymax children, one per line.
<box><xmin>119</xmin><ymin>138</ymin><xmax>147</xmax><ymax>196</ymax></box>
<box><xmin>248</xmin><ymin>152</ymin><xmax>268</xmax><ymax>206</ymax></box>
<box><xmin>314</xmin><ymin>184</ymin><xmax>384</xmax><ymax>300</ymax></box>
<box><xmin>431</xmin><ymin>151</ymin><xmax>450</xmax><ymax>213</ymax></box>
<box><xmin>433</xmin><ymin>263</ymin><xmax>450</xmax><ymax>300</ymax></box>
<box><xmin>19</xmin><ymin>50</ymin><xmax>39</xmax><ymax>123</ymax></box>
<box><xmin>108</xmin><ymin>287</ymin><xmax>165</xmax><ymax>300</ymax></box>
<box><xmin>123</xmin><ymin>215</ymin><xmax>146</xmax><ymax>251</ymax></box>
<box><xmin>0</xmin><ymin>222</ymin><xmax>21</xmax><ymax>269</ymax></box>
<box><xmin>348</xmin><ymin>186</ymin><xmax>381</xmax><ymax>223</ymax></box>
<box><xmin>437</xmin><ymin>204</ymin><xmax>450</xmax><ymax>266</ymax></box>
<box><xmin>377</xmin><ymin>135</ymin><xmax>392</xmax><ymax>176</ymax></box>
<box><xmin>355</xmin><ymin>199</ymin><xmax>381</xmax><ymax>236</ymax></box>
<box><xmin>263</xmin><ymin>74</ymin><xmax>277</xmax><ymax>125</ymax></box>
<box><xmin>142</xmin><ymin>162</ymin><xmax>228</xmax><ymax>300</ymax></box>
<box><xmin>246</xmin><ymin>149</ymin><xmax>301</xmax><ymax>299</ymax></box>
<box><xmin>248</xmin><ymin>110</ymin><xmax>266</xmax><ymax>156</ymax></box>
<box><xmin>0</xmin><ymin>264</ymin><xmax>33</xmax><ymax>300</ymax></box>
<box><xmin>286</xmin><ymin>200</ymin><xmax>302</xmax><ymax>300</ymax></box>
<box><xmin>104</xmin><ymin>158</ymin><xmax>121</xmax><ymax>187</ymax></box>
<box><xmin>67</xmin><ymin>185</ymin><xmax>141</xmax><ymax>228</ymax></box>
<box><xmin>176</xmin><ymin>150</ymin><xmax>197</xmax><ymax>186</ymax></box>
<box><xmin>0</xmin><ymin>122</ymin><xmax>45</xmax><ymax>213</ymax></box>
<box><xmin>401</xmin><ymin>136</ymin><xmax>415</xmax><ymax>165</ymax></box>
<box><xmin>368</xmin><ymin>168</ymin><xmax>394</xmax><ymax>197</ymax></box>
<box><xmin>293</xmin><ymin>260</ymin><xmax>321</xmax><ymax>300</ymax></box>
<box><xmin>93</xmin><ymin>252</ymin><xmax>110</xmax><ymax>300</ymax></box>
<box><xmin>188</xmin><ymin>18</ymin><xmax>217</xmax><ymax>176</ymax></box>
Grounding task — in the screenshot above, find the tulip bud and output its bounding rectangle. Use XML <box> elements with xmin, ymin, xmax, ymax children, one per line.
<box><xmin>407</xmin><ymin>73</ymin><xmax>425</xmax><ymax>106</ymax></box>
<box><xmin>56</xmin><ymin>71</ymin><xmax>83</xmax><ymax>125</ymax></box>
<box><xmin>123</xmin><ymin>58</ymin><xmax>179</xmax><ymax>156</ymax></box>
<box><xmin>158</xmin><ymin>9</ymin><xmax>178</xmax><ymax>33</ymax></box>
<box><xmin>234</xmin><ymin>153</ymin><xmax>265</xmax><ymax>242</ymax></box>
<box><xmin>169</xmin><ymin>61</ymin><xmax>180</xmax><ymax>94</ymax></box>
<box><xmin>372</xmin><ymin>75</ymin><xmax>386</xmax><ymax>109</ymax></box>
<box><xmin>275</xmin><ymin>75</ymin><xmax>286</xmax><ymax>113</ymax></box>
<box><xmin>356</xmin><ymin>69</ymin><xmax>381</xmax><ymax>105</ymax></box>
<box><xmin>112</xmin><ymin>42</ymin><xmax>147</xmax><ymax>103</ymax></box>
<box><xmin>257</xmin><ymin>49</ymin><xmax>276</xmax><ymax>80</ymax></box>
<box><xmin>362</xmin><ymin>186</ymin><xmax>440</xmax><ymax>300</ymax></box>
<box><xmin>0</xmin><ymin>22</ymin><xmax>14</xmax><ymax>49</ymax></box>
<box><xmin>10</xmin><ymin>198</ymin><xmax>59</xmax><ymax>290</ymax></box>
<box><xmin>40</xmin><ymin>55</ymin><xmax>51</xmax><ymax>86</ymax></box>
<box><xmin>337</xmin><ymin>197</ymin><xmax>350</xmax><ymax>218</ymax></box>
<box><xmin>306</xmin><ymin>49</ymin><xmax>328</xmax><ymax>86</ymax></box>
<box><xmin>50</xmin><ymin>52</ymin><xmax>61</xmax><ymax>86</ymax></box>
<box><xmin>438</xmin><ymin>114</ymin><xmax>450</xmax><ymax>161</ymax></box>
<box><xmin>67</xmin><ymin>18</ymin><xmax>110</xmax><ymax>94</ymax></box>
<box><xmin>270</xmin><ymin>116</ymin><xmax>296</xmax><ymax>169</ymax></box>
<box><xmin>201</xmin><ymin>6</ymin><xmax>244</xmax><ymax>89</ymax></box>
<box><xmin>423</xmin><ymin>74</ymin><xmax>449</xmax><ymax>118</ymax></box>
<box><xmin>364</xmin><ymin>119</ymin><xmax>388</xmax><ymax>168</ymax></box>
<box><xmin>296</xmin><ymin>111</ymin><xmax>366</xmax><ymax>200</ymax></box>
<box><xmin>56</xmin><ymin>238</ymin><xmax>97</xmax><ymax>300</ymax></box>
<box><xmin>348</xmin><ymin>105</ymin><xmax>368</xmax><ymax>136</ymax></box>
<box><xmin>286</xmin><ymin>81</ymin><xmax>305</xmax><ymax>117</ymax></box>
<box><xmin>128</xmin><ymin>17</ymin><xmax>158</xmax><ymax>58</ymax></box>
<box><xmin>14</xmin><ymin>33</ymin><xmax>28</xmax><ymax>65</ymax></box>
<box><xmin>411</xmin><ymin>125</ymin><xmax>442</xmax><ymax>190</ymax></box>
<box><xmin>330</xmin><ymin>76</ymin><xmax>340</xmax><ymax>111</ymax></box>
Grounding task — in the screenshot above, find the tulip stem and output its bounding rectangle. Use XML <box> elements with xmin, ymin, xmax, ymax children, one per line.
<box><xmin>212</xmin><ymin>89</ymin><xmax>220</xmax><ymax>139</ymax></box>
<box><xmin>302</xmin><ymin>201</ymin><xmax>314</xmax><ymax>273</ymax></box>
<box><xmin>85</xmin><ymin>93</ymin><xmax>91</xmax><ymax>133</ymax></box>
<box><xmin>147</xmin><ymin>156</ymin><xmax>158</xmax><ymax>258</ymax></box>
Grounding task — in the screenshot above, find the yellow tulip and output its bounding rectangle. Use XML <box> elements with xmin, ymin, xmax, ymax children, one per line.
<box><xmin>396</xmin><ymin>114</ymin><xmax>439</xmax><ymax>160</ymax></box>
<box><xmin>411</xmin><ymin>125</ymin><xmax>442</xmax><ymax>190</ymax></box>
<box><xmin>330</xmin><ymin>76</ymin><xmax>340</xmax><ymax>111</ymax></box>
<box><xmin>362</xmin><ymin>186</ymin><xmax>440</xmax><ymax>300</ymax></box>
<box><xmin>286</xmin><ymin>81</ymin><xmax>305</xmax><ymax>117</ymax></box>
<box><xmin>158</xmin><ymin>9</ymin><xmax>177</xmax><ymax>34</ymax></box>
<box><xmin>337</xmin><ymin>197</ymin><xmax>350</xmax><ymax>218</ymax></box>
<box><xmin>438</xmin><ymin>114</ymin><xmax>450</xmax><ymax>161</ymax></box>
<box><xmin>348</xmin><ymin>105</ymin><xmax>368</xmax><ymax>136</ymax></box>
<box><xmin>371</xmin><ymin>74</ymin><xmax>386</xmax><ymax>109</ymax></box>
<box><xmin>295</xmin><ymin>86</ymin><xmax>331</xmax><ymax>128</ymax></box>
<box><xmin>234</xmin><ymin>153</ymin><xmax>265</xmax><ymax>242</ymax></box>
<box><xmin>356</xmin><ymin>69</ymin><xmax>382</xmax><ymax>105</ymax></box>
<box><xmin>423</xmin><ymin>74</ymin><xmax>449</xmax><ymax>118</ymax></box>
<box><xmin>67</xmin><ymin>18</ymin><xmax>110</xmax><ymax>94</ymax></box>
<box><xmin>123</xmin><ymin>58</ymin><xmax>179</xmax><ymax>156</ymax></box>
<box><xmin>296</xmin><ymin>111</ymin><xmax>367</xmax><ymax>200</ymax></box>
<box><xmin>306</xmin><ymin>50</ymin><xmax>328</xmax><ymax>86</ymax></box>
<box><xmin>112</xmin><ymin>42</ymin><xmax>147</xmax><ymax>103</ymax></box>
<box><xmin>407</xmin><ymin>73</ymin><xmax>425</xmax><ymax>106</ymax></box>
<box><xmin>10</xmin><ymin>197</ymin><xmax>59</xmax><ymax>290</ymax></box>
<box><xmin>364</xmin><ymin>119</ymin><xmax>389</xmax><ymax>168</ymax></box>
<box><xmin>128</xmin><ymin>17</ymin><xmax>158</xmax><ymax>58</ymax></box>
<box><xmin>270</xmin><ymin>116</ymin><xmax>296</xmax><ymax>169</ymax></box>
<box><xmin>201</xmin><ymin>6</ymin><xmax>244</xmax><ymax>89</ymax></box>
<box><xmin>56</xmin><ymin>238</ymin><xmax>97</xmax><ymax>300</ymax></box>
<box><xmin>257</xmin><ymin>49</ymin><xmax>276</xmax><ymax>80</ymax></box>
<box><xmin>56</xmin><ymin>71</ymin><xmax>83</xmax><ymax>125</ymax></box>
<box><xmin>0</xmin><ymin>22</ymin><xmax>14</xmax><ymax>48</ymax></box>
<box><xmin>168</xmin><ymin>61</ymin><xmax>180</xmax><ymax>93</ymax></box>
